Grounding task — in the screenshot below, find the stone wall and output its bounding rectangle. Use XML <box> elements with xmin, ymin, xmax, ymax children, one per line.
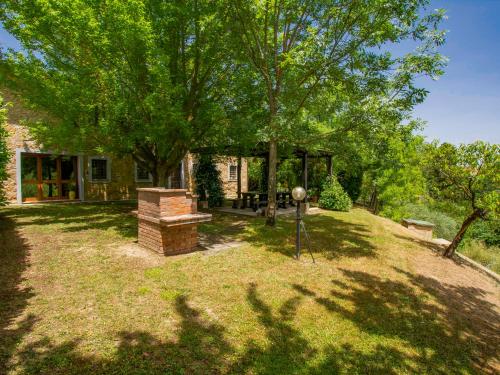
<box><xmin>186</xmin><ymin>154</ymin><xmax>249</xmax><ymax>199</ymax></box>
<box><xmin>83</xmin><ymin>155</ymin><xmax>154</xmax><ymax>201</ymax></box>
<box><xmin>2</xmin><ymin>91</ymin><xmax>42</xmax><ymax>203</ymax></box>
<box><xmin>218</xmin><ymin>157</ymin><xmax>249</xmax><ymax>198</ymax></box>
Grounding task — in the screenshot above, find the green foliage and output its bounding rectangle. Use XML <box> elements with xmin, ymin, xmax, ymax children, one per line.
<box><xmin>0</xmin><ymin>95</ymin><xmax>10</xmax><ymax>205</ymax></box>
<box><xmin>0</xmin><ymin>0</ymin><xmax>231</xmax><ymax>184</ymax></box>
<box><xmin>277</xmin><ymin>159</ymin><xmax>300</xmax><ymax>191</ymax></box>
<box><xmin>247</xmin><ymin>158</ymin><xmax>262</xmax><ymax>191</ymax></box>
<box><xmin>229</xmin><ymin>0</ymin><xmax>447</xmax><ymax>223</ymax></box>
<box><xmin>194</xmin><ymin>155</ymin><xmax>224</xmax><ymax>208</ymax></box>
<box><xmin>399</xmin><ymin>204</ymin><xmax>458</xmax><ymax>240</ymax></box>
<box><xmin>319</xmin><ymin>176</ymin><xmax>352</xmax><ymax>212</ymax></box>
<box><xmin>424</xmin><ymin>141</ymin><xmax>499</xmax><ymax>255</ymax></box>
<box><xmin>366</xmin><ymin>129</ymin><xmax>428</xmax><ymax>215</ymax></box>
<box><xmin>338</xmin><ymin>170</ymin><xmax>363</xmax><ymax>202</ymax></box>
<box><xmin>467</xmin><ymin>218</ymin><xmax>500</xmax><ymax>247</ymax></box>
<box><xmin>459</xmin><ymin>240</ymin><xmax>500</xmax><ymax>274</ymax></box>
<box><xmin>425</xmin><ymin>142</ymin><xmax>499</xmax><ymax>216</ymax></box>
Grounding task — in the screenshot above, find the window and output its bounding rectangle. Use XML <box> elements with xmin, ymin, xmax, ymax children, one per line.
<box><xmin>89</xmin><ymin>157</ymin><xmax>110</xmax><ymax>182</ymax></box>
<box><xmin>135</xmin><ymin>163</ymin><xmax>152</xmax><ymax>182</ymax></box>
<box><xmin>229</xmin><ymin>164</ymin><xmax>238</xmax><ymax>181</ymax></box>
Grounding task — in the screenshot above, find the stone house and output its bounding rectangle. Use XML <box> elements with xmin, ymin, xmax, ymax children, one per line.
<box><xmin>1</xmin><ymin>91</ymin><xmax>248</xmax><ymax>204</ymax></box>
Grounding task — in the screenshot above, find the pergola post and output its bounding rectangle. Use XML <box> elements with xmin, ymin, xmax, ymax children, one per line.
<box><xmin>326</xmin><ymin>155</ymin><xmax>333</xmax><ymax>177</ymax></box>
<box><xmin>237</xmin><ymin>156</ymin><xmax>242</xmax><ymax>207</ymax></box>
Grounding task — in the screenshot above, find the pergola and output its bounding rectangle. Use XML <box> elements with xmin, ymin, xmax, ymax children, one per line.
<box><xmin>191</xmin><ymin>143</ymin><xmax>334</xmax><ymax>203</ymax></box>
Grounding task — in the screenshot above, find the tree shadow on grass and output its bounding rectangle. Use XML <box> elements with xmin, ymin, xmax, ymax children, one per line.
<box><xmin>14</xmin><ymin>295</ymin><xmax>234</xmax><ymax>375</ymax></box>
<box><xmin>238</xmin><ymin>213</ymin><xmax>377</xmax><ymax>259</ymax></box>
<box><xmin>231</xmin><ymin>283</ymin><xmax>422</xmax><ymax>374</ymax></box>
<box><xmin>0</xmin><ymin>202</ymin><xmax>137</xmax><ymax>238</ymax></box>
<box><xmin>0</xmin><ymin>215</ymin><xmax>37</xmax><ymax>374</ymax></box>
<box><xmin>393</xmin><ymin>266</ymin><xmax>500</xmax><ymax>372</ymax></box>
<box><xmin>293</xmin><ymin>267</ymin><xmax>500</xmax><ymax>373</ymax></box>
<box><xmin>228</xmin><ymin>282</ymin><xmax>317</xmax><ymax>374</ymax></box>
<box><xmin>5</xmin><ymin>275</ymin><xmax>495</xmax><ymax>374</ymax></box>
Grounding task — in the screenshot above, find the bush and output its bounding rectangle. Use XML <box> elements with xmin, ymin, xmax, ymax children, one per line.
<box><xmin>194</xmin><ymin>155</ymin><xmax>224</xmax><ymax>208</ymax></box>
<box><xmin>399</xmin><ymin>204</ymin><xmax>458</xmax><ymax>240</ymax></box>
<box><xmin>459</xmin><ymin>239</ymin><xmax>500</xmax><ymax>274</ymax></box>
<box><xmin>318</xmin><ymin>176</ymin><xmax>352</xmax><ymax>212</ymax></box>
<box><xmin>468</xmin><ymin>218</ymin><xmax>500</xmax><ymax>247</ymax></box>
<box><xmin>0</xmin><ymin>96</ymin><xmax>10</xmax><ymax>205</ymax></box>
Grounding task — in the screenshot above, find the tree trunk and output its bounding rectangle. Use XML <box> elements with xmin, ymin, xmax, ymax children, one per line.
<box><xmin>152</xmin><ymin>164</ymin><xmax>168</xmax><ymax>188</ymax></box>
<box><xmin>265</xmin><ymin>139</ymin><xmax>278</xmax><ymax>226</ymax></box>
<box><xmin>444</xmin><ymin>208</ymin><xmax>483</xmax><ymax>257</ymax></box>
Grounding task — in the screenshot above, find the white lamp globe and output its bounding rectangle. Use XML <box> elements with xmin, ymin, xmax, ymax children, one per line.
<box><xmin>292</xmin><ymin>186</ymin><xmax>306</xmax><ymax>201</ymax></box>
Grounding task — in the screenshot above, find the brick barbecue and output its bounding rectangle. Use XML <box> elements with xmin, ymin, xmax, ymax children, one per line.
<box><xmin>137</xmin><ymin>188</ymin><xmax>212</xmax><ymax>255</ymax></box>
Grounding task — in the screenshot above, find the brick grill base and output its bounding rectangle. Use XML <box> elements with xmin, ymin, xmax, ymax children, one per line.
<box><xmin>137</xmin><ymin>188</ymin><xmax>211</xmax><ymax>256</ymax></box>
<box><xmin>138</xmin><ymin>220</ymin><xmax>198</xmax><ymax>255</ymax></box>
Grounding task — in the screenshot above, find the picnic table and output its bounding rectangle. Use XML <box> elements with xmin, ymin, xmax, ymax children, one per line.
<box><xmin>240</xmin><ymin>191</ymin><xmax>294</xmax><ymax>211</ymax></box>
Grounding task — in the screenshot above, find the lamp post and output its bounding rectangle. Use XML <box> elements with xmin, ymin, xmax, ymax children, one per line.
<box><xmin>292</xmin><ymin>186</ymin><xmax>306</xmax><ymax>259</ymax></box>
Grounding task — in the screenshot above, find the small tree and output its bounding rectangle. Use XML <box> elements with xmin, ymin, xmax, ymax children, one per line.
<box><xmin>0</xmin><ymin>95</ymin><xmax>10</xmax><ymax>205</ymax></box>
<box><xmin>194</xmin><ymin>155</ymin><xmax>225</xmax><ymax>208</ymax></box>
<box><xmin>425</xmin><ymin>142</ymin><xmax>499</xmax><ymax>257</ymax></box>
<box><xmin>319</xmin><ymin>176</ymin><xmax>352</xmax><ymax>212</ymax></box>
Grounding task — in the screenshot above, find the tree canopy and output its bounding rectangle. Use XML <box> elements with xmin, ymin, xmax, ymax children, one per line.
<box><xmin>0</xmin><ymin>0</ymin><xmax>231</xmax><ymax>185</ymax></box>
<box><xmin>228</xmin><ymin>0</ymin><xmax>446</xmax><ymax>225</ymax></box>
<box><xmin>1</xmin><ymin>0</ymin><xmax>448</xmax><ymax>227</ymax></box>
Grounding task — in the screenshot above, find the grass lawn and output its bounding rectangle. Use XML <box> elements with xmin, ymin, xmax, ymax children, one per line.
<box><xmin>1</xmin><ymin>202</ymin><xmax>499</xmax><ymax>374</ymax></box>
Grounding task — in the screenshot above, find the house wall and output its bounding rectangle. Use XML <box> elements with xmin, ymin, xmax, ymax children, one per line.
<box><xmin>2</xmin><ymin>91</ymin><xmax>41</xmax><ymax>203</ymax></box>
<box><xmin>82</xmin><ymin>155</ymin><xmax>153</xmax><ymax>201</ymax></box>
<box><xmin>1</xmin><ymin>91</ymin><xmax>248</xmax><ymax>203</ymax></box>
<box><xmin>217</xmin><ymin>157</ymin><xmax>248</xmax><ymax>198</ymax></box>
<box><xmin>186</xmin><ymin>154</ymin><xmax>249</xmax><ymax>199</ymax></box>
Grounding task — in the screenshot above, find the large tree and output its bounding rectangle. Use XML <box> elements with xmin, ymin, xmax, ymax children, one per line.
<box><xmin>229</xmin><ymin>0</ymin><xmax>446</xmax><ymax>225</ymax></box>
<box><xmin>0</xmin><ymin>0</ymin><xmax>230</xmax><ymax>185</ymax></box>
<box><xmin>425</xmin><ymin>142</ymin><xmax>499</xmax><ymax>257</ymax></box>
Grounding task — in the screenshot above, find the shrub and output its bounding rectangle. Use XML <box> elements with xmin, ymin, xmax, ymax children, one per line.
<box><xmin>319</xmin><ymin>176</ymin><xmax>352</xmax><ymax>212</ymax></box>
<box><xmin>194</xmin><ymin>155</ymin><xmax>224</xmax><ymax>207</ymax></box>
<box><xmin>399</xmin><ymin>204</ymin><xmax>458</xmax><ymax>240</ymax></box>
<box><xmin>459</xmin><ymin>239</ymin><xmax>500</xmax><ymax>274</ymax></box>
<box><xmin>0</xmin><ymin>96</ymin><xmax>10</xmax><ymax>205</ymax></box>
<box><xmin>468</xmin><ymin>218</ymin><xmax>500</xmax><ymax>247</ymax></box>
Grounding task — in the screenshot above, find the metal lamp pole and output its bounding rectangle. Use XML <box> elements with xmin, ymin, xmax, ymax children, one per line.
<box><xmin>292</xmin><ymin>186</ymin><xmax>307</xmax><ymax>260</ymax></box>
<box><xmin>296</xmin><ymin>198</ymin><xmax>302</xmax><ymax>259</ymax></box>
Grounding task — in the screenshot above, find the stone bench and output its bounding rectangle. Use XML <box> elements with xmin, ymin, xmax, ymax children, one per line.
<box><xmin>401</xmin><ymin>218</ymin><xmax>435</xmax><ymax>240</ymax></box>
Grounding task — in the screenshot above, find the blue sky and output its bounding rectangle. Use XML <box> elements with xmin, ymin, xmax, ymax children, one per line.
<box><xmin>1</xmin><ymin>0</ymin><xmax>499</xmax><ymax>144</ymax></box>
<box><xmin>410</xmin><ymin>0</ymin><xmax>500</xmax><ymax>144</ymax></box>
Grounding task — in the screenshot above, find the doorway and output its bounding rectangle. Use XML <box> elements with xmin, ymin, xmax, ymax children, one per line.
<box><xmin>21</xmin><ymin>153</ymin><xmax>79</xmax><ymax>202</ymax></box>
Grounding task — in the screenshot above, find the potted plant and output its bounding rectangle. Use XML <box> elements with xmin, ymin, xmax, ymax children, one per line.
<box><xmin>68</xmin><ymin>183</ymin><xmax>77</xmax><ymax>200</ymax></box>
